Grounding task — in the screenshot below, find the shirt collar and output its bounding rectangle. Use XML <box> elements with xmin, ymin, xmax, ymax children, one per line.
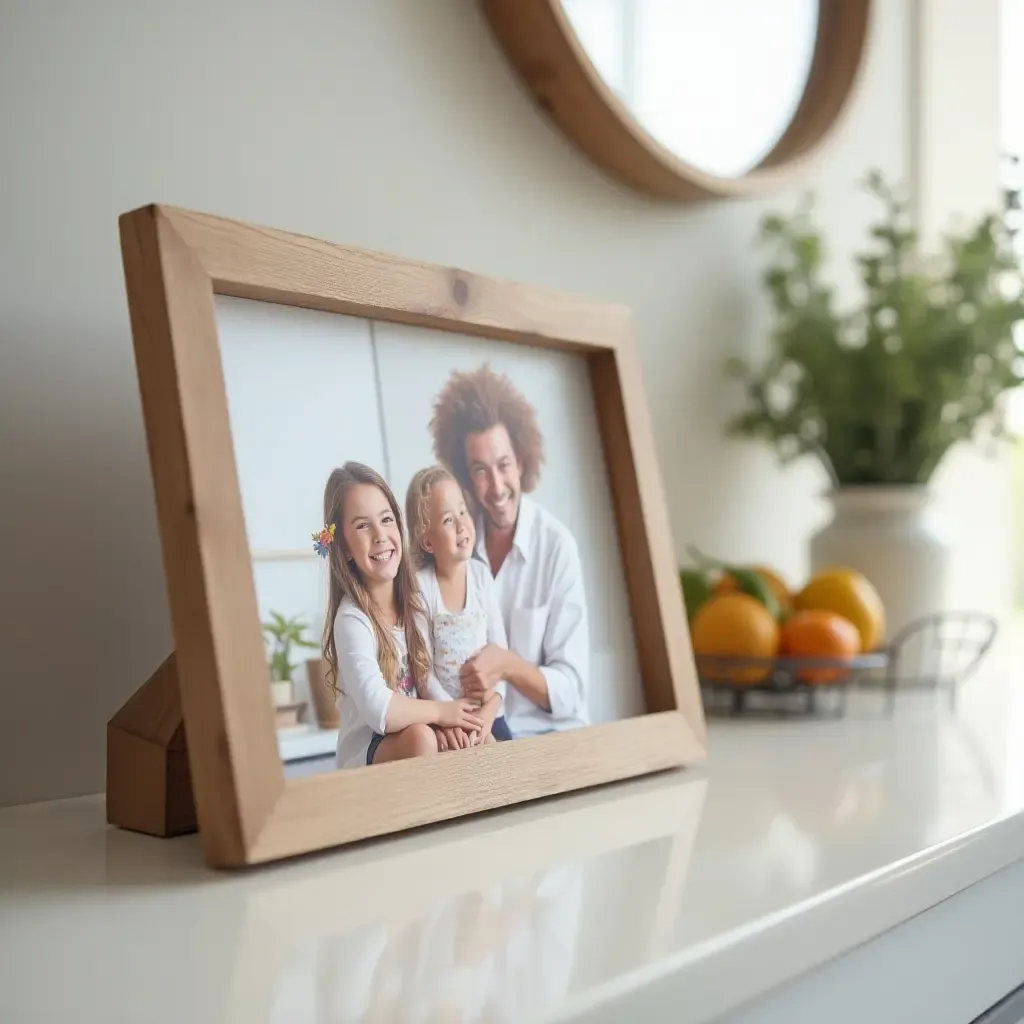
<box><xmin>474</xmin><ymin>492</ymin><xmax>537</xmax><ymax>566</ymax></box>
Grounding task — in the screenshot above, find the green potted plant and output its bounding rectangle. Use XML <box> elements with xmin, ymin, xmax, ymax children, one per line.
<box><xmin>261</xmin><ymin>611</ymin><xmax>320</xmax><ymax>707</ymax></box>
<box><xmin>726</xmin><ymin>167</ymin><xmax>1024</xmax><ymax>637</ymax></box>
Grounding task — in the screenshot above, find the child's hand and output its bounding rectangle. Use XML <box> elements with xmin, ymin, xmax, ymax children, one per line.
<box><xmin>438</xmin><ymin>726</ymin><xmax>476</xmax><ymax>751</ymax></box>
<box><xmin>476</xmin><ymin>692</ymin><xmax>498</xmax><ymax>740</ymax></box>
<box><xmin>460</xmin><ymin>645</ymin><xmax>506</xmax><ymax>701</ymax></box>
<box><xmin>437</xmin><ymin>699</ymin><xmax>484</xmax><ymax>732</ymax></box>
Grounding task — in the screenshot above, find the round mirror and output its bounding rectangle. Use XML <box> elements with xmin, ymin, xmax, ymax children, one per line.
<box><xmin>560</xmin><ymin>0</ymin><xmax>819</xmax><ymax>179</ymax></box>
<box><xmin>482</xmin><ymin>0</ymin><xmax>872</xmax><ymax>200</ymax></box>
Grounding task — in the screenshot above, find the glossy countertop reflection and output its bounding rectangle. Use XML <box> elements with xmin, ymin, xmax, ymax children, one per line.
<box><xmin>4</xmin><ymin>651</ymin><xmax>1024</xmax><ymax>1023</ymax></box>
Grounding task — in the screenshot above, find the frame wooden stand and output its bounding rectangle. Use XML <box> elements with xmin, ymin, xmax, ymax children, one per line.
<box><xmin>106</xmin><ymin>653</ymin><xmax>197</xmax><ymax>837</ymax></box>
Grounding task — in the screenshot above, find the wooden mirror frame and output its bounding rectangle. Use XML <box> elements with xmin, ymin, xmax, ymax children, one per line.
<box><xmin>107</xmin><ymin>204</ymin><xmax>708</xmax><ymax>869</ymax></box>
<box><xmin>480</xmin><ymin>0</ymin><xmax>873</xmax><ymax>201</ymax></box>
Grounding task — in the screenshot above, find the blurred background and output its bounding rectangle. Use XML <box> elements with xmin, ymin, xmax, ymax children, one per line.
<box><xmin>1004</xmin><ymin>0</ymin><xmax>1024</xmax><ymax>626</ymax></box>
<box><xmin>1</xmin><ymin>0</ymin><xmax>1023</xmax><ymax>802</ymax></box>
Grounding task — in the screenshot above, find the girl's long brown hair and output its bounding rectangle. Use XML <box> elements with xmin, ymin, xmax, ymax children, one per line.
<box><xmin>321</xmin><ymin>462</ymin><xmax>432</xmax><ymax>700</ymax></box>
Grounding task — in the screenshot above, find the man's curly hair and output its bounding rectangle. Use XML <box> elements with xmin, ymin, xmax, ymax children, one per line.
<box><xmin>429</xmin><ymin>363</ymin><xmax>545</xmax><ymax>496</ymax></box>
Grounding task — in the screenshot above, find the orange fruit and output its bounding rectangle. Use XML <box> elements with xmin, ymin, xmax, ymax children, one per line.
<box><xmin>794</xmin><ymin>569</ymin><xmax>885</xmax><ymax>652</ymax></box>
<box><xmin>717</xmin><ymin>565</ymin><xmax>792</xmax><ymax>616</ymax></box>
<box><xmin>691</xmin><ymin>592</ymin><xmax>780</xmax><ymax>684</ymax></box>
<box><xmin>780</xmin><ymin>609</ymin><xmax>860</xmax><ymax>683</ymax></box>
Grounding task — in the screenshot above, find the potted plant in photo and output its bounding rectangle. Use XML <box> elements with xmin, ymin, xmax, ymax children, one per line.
<box><xmin>726</xmin><ymin>166</ymin><xmax>1024</xmax><ymax>638</ymax></box>
<box><xmin>261</xmin><ymin>610</ymin><xmax>320</xmax><ymax>708</ymax></box>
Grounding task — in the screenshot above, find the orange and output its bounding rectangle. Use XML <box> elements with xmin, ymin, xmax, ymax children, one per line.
<box><xmin>717</xmin><ymin>565</ymin><xmax>793</xmax><ymax>616</ymax></box>
<box><xmin>781</xmin><ymin>609</ymin><xmax>860</xmax><ymax>683</ymax></box>
<box><xmin>691</xmin><ymin>592</ymin><xmax>780</xmax><ymax>684</ymax></box>
<box><xmin>793</xmin><ymin>569</ymin><xmax>885</xmax><ymax>652</ymax></box>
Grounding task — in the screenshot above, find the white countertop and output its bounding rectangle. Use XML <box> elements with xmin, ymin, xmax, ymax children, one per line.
<box><xmin>276</xmin><ymin>723</ymin><xmax>338</xmax><ymax>763</ymax></box>
<box><xmin>3</xmin><ymin>637</ymin><xmax>1024</xmax><ymax>1023</ymax></box>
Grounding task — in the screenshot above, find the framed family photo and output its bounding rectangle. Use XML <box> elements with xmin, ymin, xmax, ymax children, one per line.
<box><xmin>107</xmin><ymin>203</ymin><xmax>706</xmax><ymax>868</ymax></box>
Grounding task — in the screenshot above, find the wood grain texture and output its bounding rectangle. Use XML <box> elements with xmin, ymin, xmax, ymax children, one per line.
<box><xmin>106</xmin><ymin>653</ymin><xmax>196</xmax><ymax>837</ymax></box>
<box><xmin>113</xmin><ymin>202</ymin><xmax>707</xmax><ymax>867</ymax></box>
<box><xmin>479</xmin><ymin>0</ymin><xmax>872</xmax><ymax>202</ymax></box>
<box><xmin>108</xmin><ymin>652</ymin><xmax>185</xmax><ymax>748</ymax></box>
<box><xmin>161</xmin><ymin>206</ymin><xmax>631</xmax><ymax>352</ymax></box>
<box><xmin>105</xmin><ymin>729</ymin><xmax>196</xmax><ymax>837</ymax></box>
<box><xmin>591</xmin><ymin>347</ymin><xmax>706</xmax><ymax>748</ymax></box>
<box><xmin>250</xmin><ymin>712</ymin><xmax>699</xmax><ymax>864</ymax></box>
<box><xmin>118</xmin><ymin>207</ymin><xmax>283</xmax><ymax>865</ymax></box>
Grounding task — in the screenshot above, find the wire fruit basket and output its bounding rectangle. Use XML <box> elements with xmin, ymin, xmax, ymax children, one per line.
<box><xmin>696</xmin><ymin>611</ymin><xmax>999</xmax><ymax>719</ymax></box>
<box><xmin>697</xmin><ymin>651</ymin><xmax>888</xmax><ymax>718</ymax></box>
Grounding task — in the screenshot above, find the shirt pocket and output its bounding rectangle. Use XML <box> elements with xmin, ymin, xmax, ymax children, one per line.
<box><xmin>509</xmin><ymin>605</ymin><xmax>549</xmax><ymax>666</ymax></box>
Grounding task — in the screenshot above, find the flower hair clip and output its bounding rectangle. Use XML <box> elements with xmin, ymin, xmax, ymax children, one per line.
<box><xmin>312</xmin><ymin>523</ymin><xmax>336</xmax><ymax>559</ymax></box>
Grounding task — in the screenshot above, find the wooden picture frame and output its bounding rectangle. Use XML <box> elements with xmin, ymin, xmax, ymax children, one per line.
<box><xmin>107</xmin><ymin>203</ymin><xmax>707</xmax><ymax>868</ymax></box>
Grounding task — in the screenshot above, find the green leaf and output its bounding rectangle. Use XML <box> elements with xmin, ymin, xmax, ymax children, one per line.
<box><xmin>725</xmin><ymin>166</ymin><xmax>1024</xmax><ymax>484</ymax></box>
<box><xmin>260</xmin><ymin>610</ymin><xmax>318</xmax><ymax>686</ymax></box>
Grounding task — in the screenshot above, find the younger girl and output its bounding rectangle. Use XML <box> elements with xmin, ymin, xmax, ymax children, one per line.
<box><xmin>405</xmin><ymin>465</ymin><xmax>514</xmax><ymax>748</ymax></box>
<box><xmin>322</xmin><ymin>461</ymin><xmax>483</xmax><ymax>770</ymax></box>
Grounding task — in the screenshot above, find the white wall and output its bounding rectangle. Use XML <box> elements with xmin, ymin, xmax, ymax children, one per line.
<box><xmin>915</xmin><ymin>0</ymin><xmax>1013</xmax><ymax>629</ymax></box>
<box><xmin>0</xmin><ymin>0</ymin><xmax>917</xmax><ymax>805</ymax></box>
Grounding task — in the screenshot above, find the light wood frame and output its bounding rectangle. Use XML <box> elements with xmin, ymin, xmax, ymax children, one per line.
<box><xmin>107</xmin><ymin>203</ymin><xmax>707</xmax><ymax>868</ymax></box>
<box><xmin>480</xmin><ymin>0</ymin><xmax>873</xmax><ymax>202</ymax></box>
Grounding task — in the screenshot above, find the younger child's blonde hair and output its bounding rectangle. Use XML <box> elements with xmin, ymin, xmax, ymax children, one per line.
<box><xmin>405</xmin><ymin>464</ymin><xmax>458</xmax><ymax>571</ymax></box>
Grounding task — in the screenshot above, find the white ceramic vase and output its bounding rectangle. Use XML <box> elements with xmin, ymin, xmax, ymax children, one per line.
<box><xmin>809</xmin><ymin>486</ymin><xmax>952</xmax><ymax>643</ymax></box>
<box><xmin>270</xmin><ymin>678</ymin><xmax>295</xmax><ymax>708</ymax></box>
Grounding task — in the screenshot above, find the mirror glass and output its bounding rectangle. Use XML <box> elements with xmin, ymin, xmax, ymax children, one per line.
<box><xmin>560</xmin><ymin>0</ymin><xmax>819</xmax><ymax>178</ymax></box>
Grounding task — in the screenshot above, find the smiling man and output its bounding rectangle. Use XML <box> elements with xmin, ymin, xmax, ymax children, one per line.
<box><xmin>428</xmin><ymin>363</ymin><xmax>590</xmax><ymax>739</ymax></box>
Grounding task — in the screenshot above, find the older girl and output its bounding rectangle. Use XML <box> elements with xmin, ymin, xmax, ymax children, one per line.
<box><xmin>321</xmin><ymin>462</ymin><xmax>483</xmax><ymax>769</ymax></box>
